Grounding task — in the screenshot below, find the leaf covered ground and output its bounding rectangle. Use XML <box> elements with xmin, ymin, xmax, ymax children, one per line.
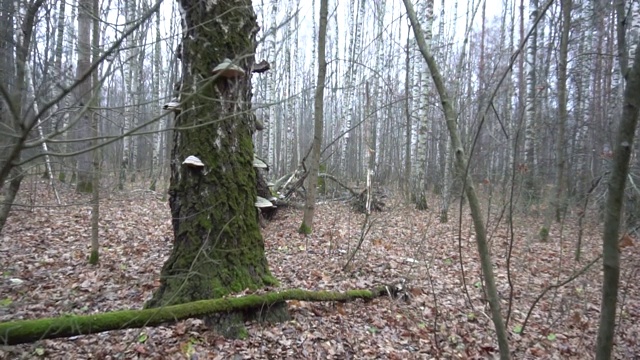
<box><xmin>0</xmin><ymin>179</ymin><xmax>639</xmax><ymax>359</ymax></box>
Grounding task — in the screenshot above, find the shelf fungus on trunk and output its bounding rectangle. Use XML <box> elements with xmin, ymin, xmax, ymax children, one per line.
<box><xmin>253</xmin><ymin>154</ymin><xmax>268</xmax><ymax>170</ymax></box>
<box><xmin>212</xmin><ymin>58</ymin><xmax>245</xmax><ymax>79</ymax></box>
<box><xmin>182</xmin><ymin>155</ymin><xmax>204</xmax><ymax>168</ymax></box>
<box><xmin>162</xmin><ymin>98</ymin><xmax>181</xmax><ymax>112</ymax></box>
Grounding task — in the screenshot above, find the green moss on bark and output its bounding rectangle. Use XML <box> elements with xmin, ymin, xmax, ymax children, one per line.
<box><xmin>298</xmin><ymin>222</ymin><xmax>311</xmax><ymax>234</ymax></box>
<box><xmin>147</xmin><ymin>0</ymin><xmax>287</xmax><ymax>334</ymax></box>
<box><xmin>88</xmin><ymin>250</ymin><xmax>99</xmax><ymax>265</ymax></box>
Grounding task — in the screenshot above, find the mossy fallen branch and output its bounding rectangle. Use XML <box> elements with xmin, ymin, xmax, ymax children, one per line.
<box><xmin>0</xmin><ymin>286</ymin><xmax>393</xmax><ymax>345</ymax></box>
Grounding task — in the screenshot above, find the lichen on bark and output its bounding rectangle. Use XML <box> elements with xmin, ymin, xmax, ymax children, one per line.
<box><xmin>146</xmin><ymin>0</ymin><xmax>287</xmax><ymax>334</ymax></box>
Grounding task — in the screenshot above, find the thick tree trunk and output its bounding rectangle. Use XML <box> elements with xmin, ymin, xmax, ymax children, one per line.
<box><xmin>0</xmin><ymin>287</ymin><xmax>393</xmax><ymax>346</ymax></box>
<box><xmin>146</xmin><ymin>0</ymin><xmax>287</xmax><ymax>337</ymax></box>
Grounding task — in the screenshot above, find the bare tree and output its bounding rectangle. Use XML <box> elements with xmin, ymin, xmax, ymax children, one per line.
<box><xmin>403</xmin><ymin>0</ymin><xmax>510</xmax><ymax>358</ymax></box>
<box><xmin>299</xmin><ymin>0</ymin><xmax>328</xmax><ymax>234</ymax></box>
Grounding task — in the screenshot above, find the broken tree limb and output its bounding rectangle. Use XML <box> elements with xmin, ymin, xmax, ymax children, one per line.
<box><xmin>0</xmin><ymin>287</ymin><xmax>396</xmax><ymax>345</ymax></box>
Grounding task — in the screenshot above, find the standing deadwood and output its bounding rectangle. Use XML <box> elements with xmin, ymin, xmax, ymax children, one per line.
<box><xmin>595</xmin><ymin>23</ymin><xmax>640</xmax><ymax>360</ymax></box>
<box><xmin>75</xmin><ymin>0</ymin><xmax>93</xmax><ymax>193</ymax></box>
<box><xmin>555</xmin><ymin>0</ymin><xmax>570</xmax><ymax>223</ymax></box>
<box><xmin>146</xmin><ymin>0</ymin><xmax>289</xmax><ymax>338</ymax></box>
<box><xmin>402</xmin><ymin>0</ymin><xmax>510</xmax><ymax>359</ymax></box>
<box><xmin>299</xmin><ymin>0</ymin><xmax>328</xmax><ymax>234</ymax></box>
<box><xmin>89</xmin><ymin>0</ymin><xmax>101</xmax><ymax>265</ymax></box>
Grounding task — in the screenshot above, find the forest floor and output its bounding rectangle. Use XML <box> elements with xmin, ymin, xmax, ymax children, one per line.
<box><xmin>0</xmin><ymin>178</ymin><xmax>639</xmax><ymax>359</ymax></box>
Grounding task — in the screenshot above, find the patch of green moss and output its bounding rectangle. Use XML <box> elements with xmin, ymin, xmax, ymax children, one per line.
<box><xmin>298</xmin><ymin>222</ymin><xmax>312</xmax><ymax>235</ymax></box>
<box><xmin>439</xmin><ymin>210</ymin><xmax>448</xmax><ymax>223</ymax></box>
<box><xmin>76</xmin><ymin>180</ymin><xmax>92</xmax><ymax>193</ymax></box>
<box><xmin>539</xmin><ymin>227</ymin><xmax>549</xmax><ymax>242</ymax></box>
<box><xmin>58</xmin><ymin>172</ymin><xmax>66</xmax><ymax>183</ymax></box>
<box><xmin>318</xmin><ymin>163</ymin><xmax>326</xmax><ymax>194</ymax></box>
<box><xmin>88</xmin><ymin>250</ymin><xmax>99</xmax><ymax>265</ymax></box>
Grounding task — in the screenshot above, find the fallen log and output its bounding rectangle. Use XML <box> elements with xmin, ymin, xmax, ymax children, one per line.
<box><xmin>0</xmin><ymin>286</ymin><xmax>400</xmax><ymax>345</ymax></box>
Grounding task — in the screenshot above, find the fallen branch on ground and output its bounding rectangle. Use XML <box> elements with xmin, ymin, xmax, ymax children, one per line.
<box><xmin>0</xmin><ymin>286</ymin><xmax>401</xmax><ymax>345</ymax></box>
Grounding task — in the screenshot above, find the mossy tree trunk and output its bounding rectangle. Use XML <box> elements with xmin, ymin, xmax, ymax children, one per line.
<box><xmin>146</xmin><ymin>0</ymin><xmax>287</xmax><ymax>336</ymax></box>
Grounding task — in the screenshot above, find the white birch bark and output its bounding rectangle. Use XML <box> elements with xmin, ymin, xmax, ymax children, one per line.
<box><xmin>265</xmin><ymin>0</ymin><xmax>277</xmax><ymax>168</ymax></box>
<box><xmin>629</xmin><ymin>0</ymin><xmax>640</xmax><ymax>61</ymax></box>
<box><xmin>151</xmin><ymin>8</ymin><xmax>163</xmax><ymax>188</ymax></box>
<box><xmin>26</xmin><ymin>60</ymin><xmax>60</xmax><ymax>204</ymax></box>
<box><xmin>415</xmin><ymin>0</ymin><xmax>434</xmax><ymax>209</ymax></box>
<box><xmin>524</xmin><ymin>0</ymin><xmax>538</xmax><ymax>195</ymax></box>
<box><xmin>341</xmin><ymin>0</ymin><xmax>366</xmax><ymax>175</ymax></box>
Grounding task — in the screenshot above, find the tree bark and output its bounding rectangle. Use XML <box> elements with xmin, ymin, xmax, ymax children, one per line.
<box><xmin>595</xmin><ymin>36</ymin><xmax>640</xmax><ymax>360</ymax></box>
<box><xmin>89</xmin><ymin>0</ymin><xmax>101</xmax><ymax>265</ymax></box>
<box><xmin>555</xmin><ymin>0</ymin><xmax>570</xmax><ymax>223</ymax></box>
<box><xmin>146</xmin><ymin>0</ymin><xmax>287</xmax><ymax>337</ymax></box>
<box><xmin>75</xmin><ymin>0</ymin><xmax>93</xmax><ymax>193</ymax></box>
<box><xmin>299</xmin><ymin>0</ymin><xmax>328</xmax><ymax>234</ymax></box>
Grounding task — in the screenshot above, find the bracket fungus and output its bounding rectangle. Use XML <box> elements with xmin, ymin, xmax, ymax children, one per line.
<box><xmin>182</xmin><ymin>155</ymin><xmax>205</xmax><ymax>168</ymax></box>
<box><xmin>212</xmin><ymin>58</ymin><xmax>245</xmax><ymax>79</ymax></box>
<box><xmin>162</xmin><ymin>98</ymin><xmax>181</xmax><ymax>112</ymax></box>
<box><xmin>255</xmin><ymin>196</ymin><xmax>275</xmax><ymax>208</ymax></box>
<box><xmin>253</xmin><ymin>155</ymin><xmax>268</xmax><ymax>169</ymax></box>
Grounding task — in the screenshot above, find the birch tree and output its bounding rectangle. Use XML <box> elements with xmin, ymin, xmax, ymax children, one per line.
<box><xmin>523</xmin><ymin>0</ymin><xmax>538</xmax><ymax>198</ymax></box>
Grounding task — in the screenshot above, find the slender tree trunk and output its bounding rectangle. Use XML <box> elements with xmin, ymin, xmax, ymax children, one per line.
<box><xmin>523</xmin><ymin>0</ymin><xmax>538</xmax><ymax>199</ymax></box>
<box><xmin>0</xmin><ymin>0</ymin><xmax>44</xmax><ymax>233</ymax></box>
<box><xmin>555</xmin><ymin>0</ymin><xmax>571</xmax><ymax>223</ymax></box>
<box><xmin>151</xmin><ymin>7</ymin><xmax>162</xmax><ymax>190</ymax></box>
<box><xmin>75</xmin><ymin>0</ymin><xmax>93</xmax><ymax>192</ymax></box>
<box><xmin>88</xmin><ymin>0</ymin><xmax>100</xmax><ymax>265</ymax></box>
<box><xmin>595</xmin><ymin>15</ymin><xmax>640</xmax><ymax>360</ymax></box>
<box><xmin>404</xmin><ymin>24</ymin><xmax>412</xmax><ymax>197</ymax></box>
<box><xmin>403</xmin><ymin>1</ymin><xmax>510</xmax><ymax>358</ymax></box>
<box><xmin>299</xmin><ymin>0</ymin><xmax>328</xmax><ymax>234</ymax></box>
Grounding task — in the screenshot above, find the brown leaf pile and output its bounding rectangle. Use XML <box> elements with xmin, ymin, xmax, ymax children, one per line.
<box><xmin>0</xmin><ymin>179</ymin><xmax>639</xmax><ymax>359</ymax></box>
